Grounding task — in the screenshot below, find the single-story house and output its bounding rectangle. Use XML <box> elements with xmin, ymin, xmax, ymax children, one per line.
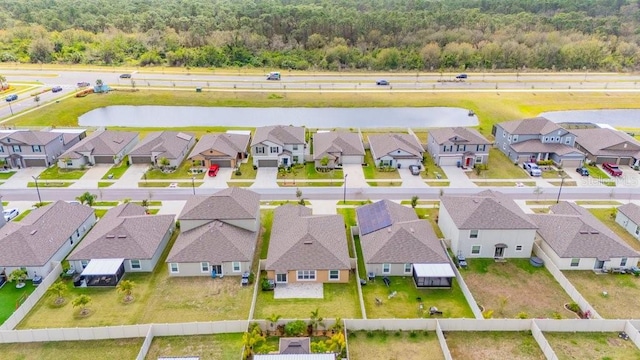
<box><xmin>0</xmin><ymin>201</ymin><xmax>95</xmax><ymax>279</ymax></box>
<box><xmin>313</xmin><ymin>131</ymin><xmax>365</xmax><ymax>168</ymax></box>
<box><xmin>129</xmin><ymin>131</ymin><xmax>196</xmax><ymax>167</ymax></box>
<box><xmin>427</xmin><ymin>127</ymin><xmax>491</xmax><ymax>167</ymax></box>
<box><xmin>167</xmin><ymin>187</ymin><xmax>260</xmax><ymax>276</ymax></box>
<box><xmin>493</xmin><ymin>117</ymin><xmax>585</xmax><ymax>168</ymax></box>
<box><xmin>616</xmin><ymin>203</ymin><xmax>640</xmax><ymax>240</ymax></box>
<box><xmin>439</xmin><ymin>190</ymin><xmax>538</xmax><ymax>259</ymax></box>
<box><xmin>251</xmin><ymin>125</ymin><xmax>306</xmax><ymax>168</ymax></box>
<box><xmin>188</xmin><ymin>132</ymin><xmax>250</xmax><ymax>168</ymax></box>
<box><xmin>531</xmin><ymin>202</ymin><xmax>640</xmax><ymax>271</ymax></box>
<box><xmin>572</xmin><ymin>128</ymin><xmax>640</xmax><ymax>166</ymax></box>
<box><xmin>254</xmin><ymin>355</ymin><xmax>335</xmax><ymax>360</ymax></box>
<box><xmin>58</xmin><ymin>130</ymin><xmax>139</xmax><ymax>169</ymax></box>
<box><xmin>368</xmin><ymin>133</ymin><xmax>423</xmax><ymax>169</ymax></box>
<box><xmin>356</xmin><ymin>200</ymin><xmax>454</xmax><ymax>288</ymax></box>
<box><xmin>67</xmin><ymin>203</ymin><xmax>175</xmax><ymax>286</ymax></box>
<box><xmin>0</xmin><ymin>129</ymin><xmax>86</xmax><ymax>168</ymax></box>
<box><xmin>265</xmin><ymin>204</ymin><xmax>351</xmax><ymax>284</ymax></box>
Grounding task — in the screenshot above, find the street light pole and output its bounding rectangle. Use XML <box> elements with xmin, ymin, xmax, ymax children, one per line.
<box><xmin>7</xmin><ymin>101</ymin><xmax>13</xmax><ymax>115</ymax></box>
<box><xmin>343</xmin><ymin>174</ymin><xmax>348</xmax><ymax>204</ymax></box>
<box><xmin>191</xmin><ymin>177</ymin><xmax>195</xmax><ymax>195</ymax></box>
<box><xmin>32</xmin><ymin>176</ymin><xmax>42</xmax><ymax>205</ymax></box>
<box><xmin>556</xmin><ymin>174</ymin><xmax>566</xmax><ymax>204</ymax></box>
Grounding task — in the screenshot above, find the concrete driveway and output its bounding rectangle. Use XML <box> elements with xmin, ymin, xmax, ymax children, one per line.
<box><xmin>69</xmin><ymin>164</ymin><xmax>110</xmax><ymax>188</ymax></box>
<box><xmin>1</xmin><ymin>167</ymin><xmax>46</xmax><ymax>188</ymax></box>
<box><xmin>440</xmin><ymin>166</ymin><xmax>475</xmax><ymax>188</ymax></box>
<box><xmin>617</xmin><ymin>166</ymin><xmax>640</xmax><ymax>188</ymax></box>
<box><xmin>563</xmin><ymin>167</ymin><xmax>606</xmax><ymax>188</ymax></box>
<box><xmin>398</xmin><ymin>168</ymin><xmax>427</xmax><ymax>188</ymax></box>
<box><xmin>201</xmin><ymin>168</ymin><xmax>231</xmax><ymax>189</ymax></box>
<box><xmin>342</xmin><ymin>164</ymin><xmax>368</xmax><ymax>188</ymax></box>
<box><xmin>251</xmin><ymin>168</ymin><xmax>278</xmax><ymax>188</ymax></box>
<box><xmin>111</xmin><ymin>164</ymin><xmax>148</xmax><ymax>188</ymax></box>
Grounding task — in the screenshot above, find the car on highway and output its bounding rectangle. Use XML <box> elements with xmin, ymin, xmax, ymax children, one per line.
<box><xmin>266</xmin><ymin>72</ymin><xmax>281</xmax><ymax>80</ymax></box>
<box><xmin>523</xmin><ymin>162</ymin><xmax>542</xmax><ymax>176</ymax></box>
<box><xmin>77</xmin><ymin>82</ymin><xmax>90</xmax><ymax>87</ymax></box>
<box><xmin>576</xmin><ymin>167</ymin><xmax>590</xmax><ymax>176</ymax></box>
<box><xmin>5</xmin><ymin>94</ymin><xmax>17</xmax><ymax>102</ymax></box>
<box><xmin>376</xmin><ymin>79</ymin><xmax>389</xmax><ymax>85</ymax></box>
<box><xmin>602</xmin><ymin>163</ymin><xmax>622</xmax><ymax>176</ymax></box>
<box><xmin>119</xmin><ymin>73</ymin><xmax>132</xmax><ymax>79</ymax></box>
<box><xmin>455</xmin><ymin>73</ymin><xmax>468</xmax><ymax>79</ymax></box>
<box><xmin>52</xmin><ymin>86</ymin><xmax>63</xmax><ymax>93</ymax></box>
<box><xmin>409</xmin><ymin>165</ymin><xmax>421</xmax><ymax>175</ymax></box>
<box><xmin>3</xmin><ymin>208</ymin><xmax>19</xmax><ymax>221</ymax></box>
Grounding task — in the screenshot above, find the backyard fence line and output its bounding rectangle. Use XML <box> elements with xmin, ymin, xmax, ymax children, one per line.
<box><xmin>350</xmin><ymin>225</ymin><xmax>367</xmax><ymax>319</ymax></box>
<box><xmin>435</xmin><ymin>320</ymin><xmax>452</xmax><ymax>360</ymax></box>
<box><xmin>624</xmin><ymin>321</ymin><xmax>640</xmax><ymax>353</ymax></box>
<box><xmin>441</xmin><ymin>240</ymin><xmax>483</xmax><ymax>319</ymax></box>
<box><xmin>135</xmin><ymin>326</ymin><xmax>154</xmax><ymax>360</ymax></box>
<box><xmin>533</xmin><ymin>243</ymin><xmax>601</xmax><ymax>319</ymax></box>
<box><xmin>531</xmin><ymin>320</ymin><xmax>558</xmax><ymax>360</ymax></box>
<box><xmin>248</xmin><ymin>260</ymin><xmax>262</xmax><ymax>321</ymax></box>
<box><xmin>0</xmin><ymin>262</ymin><xmax>62</xmax><ymax>331</ymax></box>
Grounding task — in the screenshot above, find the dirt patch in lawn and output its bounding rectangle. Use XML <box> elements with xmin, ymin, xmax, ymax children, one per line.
<box><xmin>462</xmin><ymin>259</ymin><xmax>571</xmax><ymax>318</ymax></box>
<box><xmin>545</xmin><ymin>332</ymin><xmax>640</xmax><ymax>360</ymax></box>
<box><xmin>348</xmin><ymin>331</ymin><xmax>443</xmax><ymax>360</ymax></box>
<box><xmin>445</xmin><ymin>331</ymin><xmax>544</xmax><ymax>360</ymax></box>
<box><xmin>562</xmin><ymin>271</ymin><xmax>640</xmax><ymax>319</ymax></box>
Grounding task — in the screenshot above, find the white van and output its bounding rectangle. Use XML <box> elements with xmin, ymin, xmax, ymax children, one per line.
<box><xmin>267</xmin><ymin>72</ymin><xmax>281</xmax><ymax>80</ymax></box>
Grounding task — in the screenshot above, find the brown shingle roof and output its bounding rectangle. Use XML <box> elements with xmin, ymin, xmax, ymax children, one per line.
<box><xmin>167</xmin><ymin>220</ymin><xmax>257</xmax><ymax>263</ymax></box>
<box><xmin>428</xmin><ymin>127</ymin><xmax>490</xmax><ymax>146</ymax></box>
<box><xmin>510</xmin><ymin>139</ymin><xmax>584</xmax><ymax>156</ymax></box>
<box><xmin>441</xmin><ymin>190</ymin><xmax>537</xmax><ymax>230</ymax></box>
<box><xmin>498</xmin><ymin>117</ymin><xmax>562</xmax><ymax>135</ymax></box>
<box><xmin>572</xmin><ymin>128</ymin><xmax>640</xmax><ymax>157</ymax></box>
<box><xmin>0</xmin><ymin>201</ymin><xmax>94</xmax><ymax>267</ymax></box>
<box><xmin>0</xmin><ymin>130</ymin><xmax>60</xmax><ymax>146</ymax></box>
<box><xmin>179</xmin><ymin>188</ymin><xmax>260</xmax><ymax>221</ymax></box>
<box><xmin>251</xmin><ymin>125</ymin><xmax>305</xmax><ymax>146</ymax></box>
<box><xmin>68</xmin><ymin>203</ymin><xmax>174</xmax><ymax>261</ymax></box>
<box><xmin>189</xmin><ymin>133</ymin><xmax>250</xmax><ymax>159</ymax></box>
<box><xmin>61</xmin><ymin>130</ymin><xmax>138</xmax><ymax>159</ymax></box>
<box><xmin>368</xmin><ymin>133</ymin><xmax>423</xmax><ymax>158</ymax></box>
<box><xmin>129</xmin><ymin>131</ymin><xmax>194</xmax><ymax>159</ymax></box>
<box><xmin>265</xmin><ymin>205</ymin><xmax>350</xmax><ymax>273</ymax></box>
<box><xmin>618</xmin><ymin>203</ymin><xmax>640</xmax><ymax>225</ymax></box>
<box><xmin>313</xmin><ymin>132</ymin><xmax>364</xmax><ymax>160</ymax></box>
<box><xmin>530</xmin><ymin>202</ymin><xmax>639</xmax><ymax>260</ymax></box>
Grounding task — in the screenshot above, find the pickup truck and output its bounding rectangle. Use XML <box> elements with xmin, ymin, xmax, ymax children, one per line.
<box><xmin>523</xmin><ymin>162</ymin><xmax>542</xmax><ymax>176</ymax></box>
<box><xmin>602</xmin><ymin>163</ymin><xmax>622</xmax><ymax>176</ymax></box>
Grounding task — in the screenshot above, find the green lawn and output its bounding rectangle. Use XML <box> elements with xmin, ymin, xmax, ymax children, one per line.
<box><xmin>589</xmin><ymin>208</ymin><xmax>640</xmax><ymax>252</ymax></box>
<box><xmin>227</xmin><ymin>181</ymin><xmax>254</xmax><ymax>187</ymax></box>
<box><xmin>277</xmin><ymin>162</ymin><xmax>344</xmax><ymax>180</ymax></box>
<box><xmin>0</xmin><ymin>338</ymin><xmax>144</xmax><ymax>360</ymax></box>
<box><xmin>545</xmin><ymin>332</ymin><xmax>640</xmax><ymax>360</ymax></box>
<box><xmin>94</xmin><ymin>209</ymin><xmax>108</xmax><ymax>218</ymax></box>
<box><xmin>421</xmin><ymin>155</ymin><xmax>448</xmax><ymax>180</ymax></box>
<box><xmin>278</xmin><ymin>181</ymin><xmax>343</xmax><ymax>187</ymax></box>
<box><xmin>138</xmin><ymin>181</ymin><xmax>203</xmax><ymax>187</ymax></box>
<box><xmin>0</xmin><ymin>171</ymin><xmax>16</xmax><ymax>179</ymax></box>
<box><xmin>12</xmin><ymin>209</ymin><xmax>32</xmax><ymax>222</ymax></box>
<box><xmin>0</xmin><ymin>280</ymin><xmax>37</xmax><ymax>325</ymax></box>
<box><xmin>353</xmin><ymin>235</ymin><xmax>368</xmax><ymax>280</ymax></box>
<box><xmin>144</xmin><ymin>160</ymin><xmax>205</xmax><ymax>180</ymax></box>
<box><xmin>145</xmin><ymin>334</ymin><xmax>243</xmax><ymax>360</ymax></box>
<box><xmin>540</xmin><ymin>169</ymin><xmax>566</xmax><ymax>179</ymax></box>
<box><xmin>37</xmin><ymin>165</ymin><xmax>87</xmax><ymax>180</ymax></box>
<box><xmin>586</xmin><ymin>163</ymin><xmax>610</xmax><ymax>179</ymax></box>
<box><xmin>231</xmin><ymin>158</ymin><xmax>257</xmax><ymax>179</ymax></box>
<box><xmin>446</xmin><ymin>331</ymin><xmax>544</xmax><ymax>360</ymax></box>
<box><xmin>101</xmin><ymin>161</ymin><xmax>130</xmax><ymax>180</ymax></box>
<box><xmin>93</xmin><ymin>201</ymin><xmax>120</xmax><ymax>207</ymax></box>
<box><xmin>366</xmin><ymin>181</ymin><xmax>402</xmax><ymax>186</ymax></box>
<box><xmin>473</xmin><ymin>181</ymin><xmax>536</xmax><ymax>187</ymax></box>
<box><xmin>414</xmin><ymin>208</ymin><xmax>444</xmax><ymax>238</ymax></box>
<box><xmin>362</xmin><ymin>276</ymin><xmax>473</xmax><ymax>319</ymax></box>
<box><xmin>260</xmin><ymin>210</ymin><xmax>274</xmax><ymax>259</ymax></box>
<box><xmin>98</xmin><ymin>181</ymin><xmax>114</xmax><ymax>188</ymax></box>
<box><xmin>253</xmin><ymin>277</ymin><xmax>362</xmax><ymax>319</ymax></box>
<box><xmin>467</xmin><ymin>149</ymin><xmax>529</xmax><ymax>179</ymax></box>
<box><xmin>563</xmin><ymin>271</ymin><xmax>640</xmax><ymax>319</ymax></box>
<box><xmin>28</xmin><ymin>181</ymin><xmax>73</xmax><ymax>187</ymax></box>
<box><xmin>427</xmin><ymin>181</ymin><xmax>450</xmax><ymax>187</ymax></box>
<box><xmin>575</xmin><ymin>200</ymin><xmax>621</xmax><ymax>205</ymax></box>
<box><xmin>400</xmin><ymin>200</ymin><xmax>439</xmax><ymax>206</ymax></box>
<box><xmin>337</xmin><ymin>208</ymin><xmax>357</xmax><ymax>258</ymax></box>
<box><xmin>132</xmin><ymin>201</ymin><xmax>162</xmax><ymax>206</ymax></box>
<box><xmin>348</xmin><ymin>331</ymin><xmax>443</xmax><ymax>360</ymax></box>
<box><xmin>363</xmin><ymin>150</ymin><xmax>401</xmax><ymax>180</ymax></box>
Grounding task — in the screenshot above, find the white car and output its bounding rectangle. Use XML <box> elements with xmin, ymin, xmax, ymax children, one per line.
<box><xmin>523</xmin><ymin>162</ymin><xmax>542</xmax><ymax>176</ymax></box>
<box><xmin>3</xmin><ymin>208</ymin><xmax>19</xmax><ymax>221</ymax></box>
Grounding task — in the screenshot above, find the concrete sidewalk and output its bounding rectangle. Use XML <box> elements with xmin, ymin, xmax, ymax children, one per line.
<box><xmin>310</xmin><ymin>200</ymin><xmax>338</xmax><ymax>214</ymax></box>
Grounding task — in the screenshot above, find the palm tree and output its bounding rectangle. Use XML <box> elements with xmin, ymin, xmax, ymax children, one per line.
<box><xmin>309</xmin><ymin>308</ymin><xmax>325</xmax><ymax>336</ymax></box>
<box><xmin>76</xmin><ymin>192</ymin><xmax>97</xmax><ymax>206</ymax></box>
<box><xmin>50</xmin><ymin>281</ymin><xmax>67</xmax><ymax>305</ymax></box>
<box><xmin>116</xmin><ymin>280</ymin><xmax>135</xmax><ymax>303</ymax></box>
<box><xmin>72</xmin><ymin>294</ymin><xmax>92</xmax><ymax>316</ymax></box>
<box><xmin>242</xmin><ymin>328</ymin><xmax>266</xmax><ymax>360</ymax></box>
<box><xmin>266</xmin><ymin>313</ymin><xmax>282</xmax><ymax>335</ymax></box>
<box><xmin>411</xmin><ymin>195</ymin><xmax>419</xmax><ymax>208</ymax></box>
<box><xmin>8</xmin><ymin>268</ymin><xmax>27</xmax><ymax>287</ymax></box>
<box><xmin>0</xmin><ymin>74</ymin><xmax>7</xmax><ymax>89</ymax></box>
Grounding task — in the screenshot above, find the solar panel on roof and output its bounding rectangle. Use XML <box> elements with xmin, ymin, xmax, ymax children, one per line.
<box><xmin>357</xmin><ymin>201</ymin><xmax>393</xmax><ymax>235</ymax></box>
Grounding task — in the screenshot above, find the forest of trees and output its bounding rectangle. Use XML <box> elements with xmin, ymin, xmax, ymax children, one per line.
<box><xmin>0</xmin><ymin>0</ymin><xmax>639</xmax><ymax>71</ymax></box>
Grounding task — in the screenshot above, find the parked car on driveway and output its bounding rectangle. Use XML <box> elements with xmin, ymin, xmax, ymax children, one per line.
<box><xmin>576</xmin><ymin>167</ymin><xmax>590</xmax><ymax>176</ymax></box>
<box><xmin>52</xmin><ymin>86</ymin><xmax>63</xmax><ymax>93</ymax></box>
<box><xmin>208</xmin><ymin>164</ymin><xmax>220</xmax><ymax>177</ymax></box>
<box><xmin>3</xmin><ymin>208</ymin><xmax>19</xmax><ymax>221</ymax></box>
<box><xmin>523</xmin><ymin>162</ymin><xmax>542</xmax><ymax>176</ymax></box>
<box><xmin>376</xmin><ymin>79</ymin><xmax>389</xmax><ymax>85</ymax></box>
<box><xmin>602</xmin><ymin>163</ymin><xmax>623</xmax><ymax>176</ymax></box>
<box><xmin>408</xmin><ymin>165</ymin><xmax>421</xmax><ymax>175</ymax></box>
<box><xmin>5</xmin><ymin>94</ymin><xmax>17</xmax><ymax>102</ymax></box>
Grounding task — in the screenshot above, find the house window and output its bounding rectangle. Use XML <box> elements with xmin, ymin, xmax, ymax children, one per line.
<box><xmin>81</xmin><ymin>260</ymin><xmax>89</xmax><ymax>269</ymax></box>
<box><xmin>515</xmin><ymin>245</ymin><xmax>523</xmax><ymax>251</ymax></box>
<box><xmin>635</xmin><ymin>226</ymin><xmax>639</xmax><ymax>236</ymax></box>
<box><xmin>12</xmin><ymin>145</ymin><xmax>21</xmax><ymax>152</ymax></box>
<box><xmin>76</xmin><ymin>229</ymin><xmax>80</xmax><ymax>237</ymax></box>
<box><xmin>471</xmin><ymin>245</ymin><xmax>481</xmax><ymax>255</ymax></box>
<box><xmin>170</xmin><ymin>263</ymin><xmax>179</xmax><ymax>273</ymax></box>
<box><xmin>570</xmin><ymin>258</ymin><xmax>580</xmax><ymax>267</ymax></box>
<box><xmin>276</xmin><ymin>273</ymin><xmax>287</xmax><ymax>283</ymax></box>
<box><xmin>469</xmin><ymin>230</ymin><xmax>478</xmax><ymax>238</ymax></box>
<box><xmin>503</xmin><ymin>131</ymin><xmax>506</xmax><ymax>138</ymax></box>
<box><xmin>297</xmin><ymin>270</ymin><xmax>316</xmax><ymax>281</ymax></box>
<box><xmin>457</xmin><ymin>145</ymin><xmax>466</xmax><ymax>151</ymax></box>
<box><xmin>512</xmin><ymin>135</ymin><xmax>518</xmax><ymax>142</ymax></box>
<box><xmin>329</xmin><ymin>270</ymin><xmax>340</xmax><ymax>280</ymax></box>
<box><xmin>0</xmin><ymin>146</ymin><xmax>3</xmax><ymax>153</ymax></box>
<box><xmin>293</xmin><ymin>156</ymin><xmax>299</xmax><ymax>163</ymax></box>
<box><xmin>508</xmin><ymin>135</ymin><xmax>512</xmax><ymax>142</ymax></box>
<box><xmin>66</xmin><ymin>159</ymin><xmax>73</xmax><ymax>166</ymax></box>
<box><xmin>475</xmin><ymin>156</ymin><xmax>482</xmax><ymax>164</ymax></box>
<box><xmin>130</xmin><ymin>259</ymin><xmax>141</xmax><ymax>269</ymax></box>
<box><xmin>565</xmin><ymin>137</ymin><xmax>571</xmax><ymax>144</ymax></box>
<box><xmin>256</xmin><ymin>147</ymin><xmax>265</xmax><ymax>154</ymax></box>
<box><xmin>382</xmin><ymin>263</ymin><xmax>390</xmax><ymax>274</ymax></box>
<box><xmin>201</xmin><ymin>262</ymin><xmax>209</xmax><ymax>273</ymax></box>
<box><xmin>32</xmin><ymin>145</ymin><xmax>41</xmax><ymax>152</ymax></box>
<box><xmin>502</xmin><ymin>143</ymin><xmax>506</xmax><ymax>150</ymax></box>
<box><xmin>232</xmin><ymin>262</ymin><xmax>241</xmax><ymax>272</ymax></box>
<box><xmin>621</xmin><ymin>258</ymin><xmax>628</xmax><ymax>267</ymax></box>
<box><xmin>293</xmin><ymin>144</ymin><xmax>299</xmax><ymax>150</ymax></box>
<box><xmin>544</xmin><ymin>137</ymin><xmax>549</xmax><ymax>142</ymax></box>
<box><xmin>404</xmin><ymin>263</ymin><xmax>412</xmax><ymax>274</ymax></box>
<box><xmin>270</xmin><ymin>146</ymin><xmax>279</xmax><ymax>154</ymax></box>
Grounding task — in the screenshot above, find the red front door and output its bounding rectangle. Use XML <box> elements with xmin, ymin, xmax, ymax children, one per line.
<box><xmin>465</xmin><ymin>157</ymin><xmax>471</xmax><ymax>167</ymax></box>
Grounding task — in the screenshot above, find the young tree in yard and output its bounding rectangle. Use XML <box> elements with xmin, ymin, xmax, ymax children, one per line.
<box><xmin>309</xmin><ymin>308</ymin><xmax>325</xmax><ymax>335</ymax></box>
<box><xmin>76</xmin><ymin>192</ymin><xmax>97</xmax><ymax>206</ymax></box>
<box><xmin>296</xmin><ymin>188</ymin><xmax>305</xmax><ymax>205</ymax></box>
<box><xmin>411</xmin><ymin>195</ymin><xmax>419</xmax><ymax>208</ymax></box>
<box><xmin>117</xmin><ymin>280</ymin><xmax>136</xmax><ymax>303</ymax></box>
<box><xmin>320</xmin><ymin>155</ymin><xmax>329</xmax><ymax>168</ymax></box>
<box><xmin>266</xmin><ymin>313</ymin><xmax>282</xmax><ymax>335</ymax></box>
<box><xmin>8</xmin><ymin>268</ymin><xmax>27</xmax><ymax>286</ymax></box>
<box><xmin>72</xmin><ymin>294</ymin><xmax>92</xmax><ymax>316</ymax></box>
<box><xmin>50</xmin><ymin>281</ymin><xmax>67</xmax><ymax>305</ymax></box>
<box><xmin>242</xmin><ymin>328</ymin><xmax>266</xmax><ymax>360</ymax></box>
<box><xmin>326</xmin><ymin>332</ymin><xmax>346</xmax><ymax>356</ymax></box>
<box><xmin>141</xmin><ymin>199</ymin><xmax>149</xmax><ymax>211</ymax></box>
<box><xmin>159</xmin><ymin>157</ymin><xmax>170</xmax><ymax>168</ymax></box>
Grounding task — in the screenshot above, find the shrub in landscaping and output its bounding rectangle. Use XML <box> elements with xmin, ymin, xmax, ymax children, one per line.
<box><xmin>366</xmin><ymin>331</ymin><xmax>375</xmax><ymax>338</ymax></box>
<box><xmin>235</xmin><ymin>170</ymin><xmax>242</xmax><ymax>176</ymax></box>
<box><xmin>284</xmin><ymin>320</ymin><xmax>307</xmax><ymax>337</ymax></box>
<box><xmin>567</xmin><ymin>302</ymin><xmax>580</xmax><ymax>313</ymax></box>
<box><xmin>253</xmin><ymin>165</ymin><xmax>258</xmax><ymax>170</ymax></box>
<box><xmin>536</xmin><ymin>160</ymin><xmax>554</xmax><ymax>166</ymax></box>
<box><xmin>516</xmin><ymin>312</ymin><xmax>529</xmax><ymax>319</ymax></box>
<box><xmin>409</xmin><ymin>331</ymin><xmax>418</xmax><ymax>338</ymax></box>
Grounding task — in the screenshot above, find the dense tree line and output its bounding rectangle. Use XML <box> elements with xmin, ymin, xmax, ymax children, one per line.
<box><xmin>0</xmin><ymin>0</ymin><xmax>638</xmax><ymax>71</ymax></box>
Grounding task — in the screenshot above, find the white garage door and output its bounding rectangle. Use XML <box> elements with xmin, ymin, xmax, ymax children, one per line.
<box><xmin>258</xmin><ymin>159</ymin><xmax>278</xmax><ymax>167</ymax></box>
<box><xmin>396</xmin><ymin>159</ymin><xmax>421</xmax><ymax>169</ymax></box>
<box><xmin>438</xmin><ymin>156</ymin><xmax>461</xmax><ymax>166</ymax></box>
<box><xmin>342</xmin><ymin>155</ymin><xmax>363</xmax><ymax>164</ymax></box>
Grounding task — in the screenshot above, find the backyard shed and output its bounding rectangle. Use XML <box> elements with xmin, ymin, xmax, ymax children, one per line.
<box><xmin>78</xmin><ymin>258</ymin><xmax>125</xmax><ymax>287</ymax></box>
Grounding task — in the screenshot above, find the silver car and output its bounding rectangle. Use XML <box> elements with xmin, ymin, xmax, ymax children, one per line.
<box><xmin>3</xmin><ymin>208</ymin><xmax>19</xmax><ymax>221</ymax></box>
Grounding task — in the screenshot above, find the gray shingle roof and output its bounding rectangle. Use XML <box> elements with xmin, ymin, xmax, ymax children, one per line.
<box><xmin>498</xmin><ymin>117</ymin><xmax>562</xmax><ymax>135</ymax></box>
<box><xmin>179</xmin><ymin>188</ymin><xmax>260</xmax><ymax>221</ymax></box>
<box><xmin>251</xmin><ymin>125</ymin><xmax>305</xmax><ymax>147</ymax></box>
<box><xmin>572</xmin><ymin>128</ymin><xmax>640</xmax><ymax>157</ymax></box>
<box><xmin>166</xmin><ymin>220</ymin><xmax>257</xmax><ymax>263</ymax></box>
<box><xmin>0</xmin><ymin>201</ymin><xmax>94</xmax><ymax>267</ymax></box>
<box><xmin>530</xmin><ymin>202</ymin><xmax>639</xmax><ymax>260</ymax></box>
<box><xmin>265</xmin><ymin>205</ymin><xmax>350</xmax><ymax>273</ymax></box>
<box><xmin>441</xmin><ymin>190</ymin><xmax>537</xmax><ymax>230</ymax></box>
<box><xmin>428</xmin><ymin>127</ymin><xmax>490</xmax><ymax>146</ymax></box>
<box><xmin>618</xmin><ymin>203</ymin><xmax>640</xmax><ymax>225</ymax></box>
<box><xmin>368</xmin><ymin>133</ymin><xmax>423</xmax><ymax>158</ymax></box>
<box><xmin>313</xmin><ymin>132</ymin><xmax>364</xmax><ymax>160</ymax></box>
<box><xmin>510</xmin><ymin>139</ymin><xmax>584</xmax><ymax>156</ymax></box>
<box><xmin>61</xmin><ymin>130</ymin><xmax>138</xmax><ymax>159</ymax></box>
<box><xmin>189</xmin><ymin>133</ymin><xmax>250</xmax><ymax>159</ymax></box>
<box><xmin>0</xmin><ymin>130</ymin><xmax>60</xmax><ymax>146</ymax></box>
<box><xmin>129</xmin><ymin>131</ymin><xmax>194</xmax><ymax>159</ymax></box>
<box><xmin>68</xmin><ymin>203</ymin><xmax>174</xmax><ymax>261</ymax></box>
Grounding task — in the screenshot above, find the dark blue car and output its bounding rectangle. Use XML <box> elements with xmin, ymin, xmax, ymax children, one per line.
<box><xmin>5</xmin><ymin>94</ymin><xmax>17</xmax><ymax>102</ymax></box>
<box><xmin>576</xmin><ymin>167</ymin><xmax>590</xmax><ymax>176</ymax></box>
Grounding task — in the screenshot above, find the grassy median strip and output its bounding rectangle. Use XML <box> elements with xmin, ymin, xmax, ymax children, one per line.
<box><xmin>137</xmin><ymin>181</ymin><xmax>203</xmax><ymax>188</ymax></box>
<box><xmin>98</xmin><ymin>181</ymin><xmax>114</xmax><ymax>188</ymax></box>
<box><xmin>144</xmin><ymin>161</ymin><xmax>204</xmax><ymax>180</ymax></box>
<box><xmin>37</xmin><ymin>165</ymin><xmax>87</xmax><ymax>180</ymax></box>
<box><xmin>227</xmin><ymin>181</ymin><xmax>254</xmax><ymax>187</ymax></box>
<box><xmin>27</xmin><ymin>181</ymin><xmax>73</xmax><ymax>187</ymax></box>
<box><xmin>0</xmin><ymin>171</ymin><xmax>16</xmax><ymax>179</ymax></box>
<box><xmin>101</xmin><ymin>161</ymin><xmax>130</xmax><ymax>180</ymax></box>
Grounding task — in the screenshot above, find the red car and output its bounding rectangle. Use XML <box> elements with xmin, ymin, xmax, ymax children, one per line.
<box><xmin>602</xmin><ymin>163</ymin><xmax>622</xmax><ymax>176</ymax></box>
<box><xmin>208</xmin><ymin>164</ymin><xmax>220</xmax><ymax>177</ymax></box>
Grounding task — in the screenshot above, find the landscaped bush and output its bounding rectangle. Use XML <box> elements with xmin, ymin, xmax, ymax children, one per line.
<box><xmin>284</xmin><ymin>320</ymin><xmax>307</xmax><ymax>337</ymax></box>
<box><xmin>536</xmin><ymin>160</ymin><xmax>554</xmax><ymax>166</ymax></box>
<box><xmin>235</xmin><ymin>170</ymin><xmax>242</xmax><ymax>176</ymax></box>
<box><xmin>567</xmin><ymin>302</ymin><xmax>580</xmax><ymax>313</ymax></box>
